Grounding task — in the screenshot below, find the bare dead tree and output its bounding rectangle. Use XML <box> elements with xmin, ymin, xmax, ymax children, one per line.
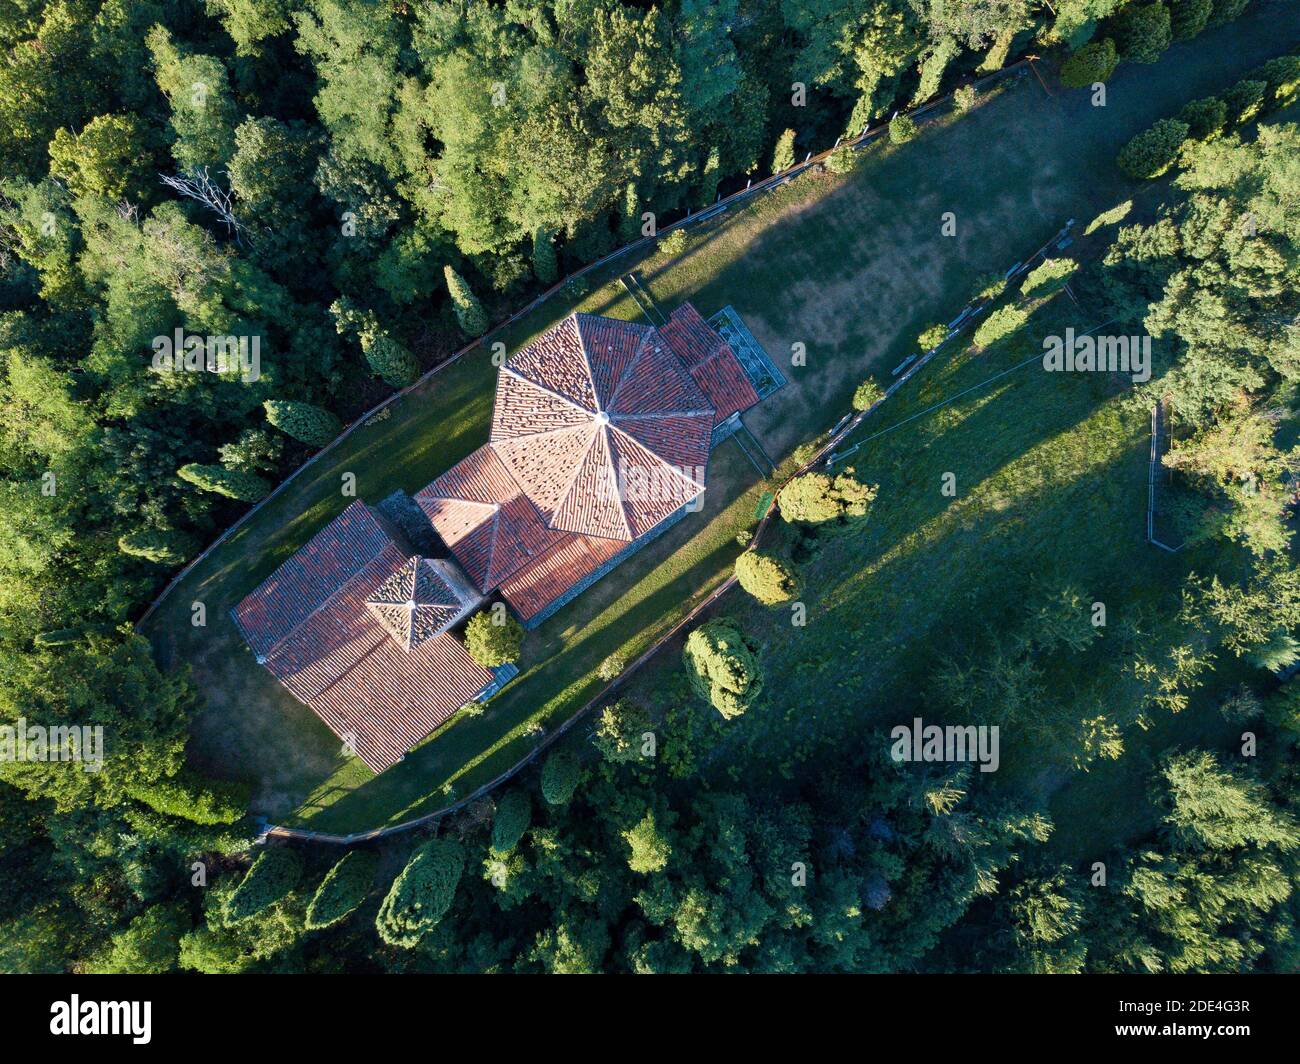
<box><xmin>159</xmin><ymin>167</ymin><xmax>248</xmax><ymax>245</ymax></box>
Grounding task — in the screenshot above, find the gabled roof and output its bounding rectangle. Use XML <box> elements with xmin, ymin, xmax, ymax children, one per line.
<box><xmin>489</xmin><ymin>313</ymin><xmax>714</xmax><ymax>541</ymax></box>
<box><xmin>658</xmin><ymin>303</ymin><xmax>760</xmax><ymax>425</ymax></box>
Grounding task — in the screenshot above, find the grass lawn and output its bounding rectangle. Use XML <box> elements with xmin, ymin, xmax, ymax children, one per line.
<box><xmin>145</xmin><ymin>4</ymin><xmax>1300</xmax><ymax>833</ymax></box>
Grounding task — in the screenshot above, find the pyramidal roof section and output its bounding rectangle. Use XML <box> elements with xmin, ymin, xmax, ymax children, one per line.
<box><xmin>365</xmin><ymin>557</ymin><xmax>466</xmax><ymax>651</ymax></box>
<box><xmin>490</xmin><ymin>313</ymin><xmax>715</xmax><ymax>541</ymax></box>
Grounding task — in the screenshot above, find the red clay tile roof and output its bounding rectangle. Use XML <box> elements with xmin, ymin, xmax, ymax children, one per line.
<box><xmin>658</xmin><ymin>303</ymin><xmax>760</xmax><ymax>425</ymax></box>
<box><xmin>234</xmin><ymin>502</ymin><xmax>492</xmax><ymax>772</ymax></box>
<box><xmin>236</xmin><ymin>305</ymin><xmax>755</xmax><ymax>771</ymax></box>
<box><xmin>309</xmin><ymin>631</ymin><xmax>491</xmax><ymax>772</ymax></box>
<box><xmin>414</xmin><ymin>445</ymin><xmax>566</xmax><ymax>593</ymax></box>
<box><xmin>233</xmin><ymin>501</ymin><xmax>395</xmax><ymax>660</ymax></box>
<box><xmin>489</xmin><ymin>312</ymin><xmax>713</xmax><ymax>541</ymax></box>
<box><xmin>497</xmin><ymin>531</ymin><xmax>626</xmax><ymax>623</ymax></box>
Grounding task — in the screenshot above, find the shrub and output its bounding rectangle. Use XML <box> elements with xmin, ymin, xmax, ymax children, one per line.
<box><xmin>889</xmin><ymin>114</ymin><xmax>917</xmax><ymax>144</ymax></box>
<box><xmin>1059</xmin><ymin>39</ymin><xmax>1119</xmax><ymax>88</ymax></box>
<box><xmin>1084</xmin><ymin>199</ymin><xmax>1133</xmax><ymax>234</ymax></box>
<box><xmin>826</xmin><ymin>147</ymin><xmax>858</xmax><ymax>174</ymax></box>
<box><xmin>118</xmin><ymin>528</ymin><xmax>198</xmax><ymax>565</ymax></box>
<box><xmin>771</xmin><ymin>127</ymin><xmax>796</xmax><ymax>172</ymax></box>
<box><xmin>779</xmin><ymin>469</ymin><xmax>877</xmax><ymax>527</ymax></box>
<box><xmin>658</xmin><ymin>228</ymin><xmax>688</xmax><ymax>257</ymax></box>
<box><xmin>1116</xmin><ymin>118</ymin><xmax>1190</xmax><ymax>178</ymax></box>
<box><xmin>263</xmin><ymin>399</ymin><xmax>341</xmax><ymax>447</ymax></box>
<box><xmin>735</xmin><ymin>551</ymin><xmax>799</xmax><ymax>605</ymax></box>
<box><xmin>305</xmin><ymin>850</ymin><xmax>378</xmax><ymax>930</ymax></box>
<box><xmin>592</xmin><ymin>700</ymin><xmax>652</xmax><ymax>763</ymax></box>
<box><xmin>127</xmin><ymin>770</ymin><xmax>249</xmax><ymax>825</ymax></box>
<box><xmin>177</xmin><ymin>463</ymin><xmax>270</xmax><ymax>502</ymax></box>
<box><xmin>1257</xmin><ymin>56</ymin><xmax>1300</xmax><ymax>107</ymax></box>
<box><xmin>1223</xmin><ymin>79</ymin><xmax>1267</xmax><ymax>125</ymax></box>
<box><xmin>489</xmin><ymin>790</ymin><xmax>532</xmax><ymax>853</ymax></box>
<box><xmin>464</xmin><ymin>608</ymin><xmax>523</xmax><ymax>667</ymax></box>
<box><xmin>1020</xmin><ymin>257</ymin><xmax>1077</xmax><ymax>298</ymax></box>
<box><xmin>540</xmin><ymin>750</ymin><xmax>581</xmax><ymax>805</ymax></box>
<box><xmin>918</xmin><ymin>323</ymin><xmax>948</xmax><ymax>350</ymax></box>
<box><xmin>531</xmin><ymin>226</ymin><xmax>558</xmax><ymax>284</ymax></box>
<box><xmin>1112</xmin><ymin>2</ymin><xmax>1172</xmax><ymax>64</ymax></box>
<box><xmin>952</xmin><ymin>85</ymin><xmax>977</xmax><ymax>112</ymax></box>
<box><xmin>973</xmin><ymin>304</ymin><xmax>1029</xmax><ymax>348</ymax></box>
<box><xmin>375</xmin><ymin>838</ymin><xmax>464</xmax><ymax>948</ymax></box>
<box><xmin>444</xmin><ymin>265</ymin><xmax>489</xmax><ymax>336</ymax></box>
<box><xmin>973</xmin><ymin>272</ymin><xmax>1007</xmax><ymax>301</ymax></box>
<box><xmin>683</xmin><ymin>618</ymin><xmax>763</xmax><ymax>719</ymax></box>
<box><xmin>223</xmin><ymin>847</ymin><xmax>302</xmax><ymax>923</ymax></box>
<box><xmin>597</xmin><ymin>652</ymin><xmax>626</xmax><ymax>681</ymax></box>
<box><xmin>1178</xmin><ymin>96</ymin><xmax>1228</xmax><ymax>140</ymax></box>
<box><xmin>851</xmin><ymin>376</ymin><xmax>886</xmax><ymax>411</ymax></box>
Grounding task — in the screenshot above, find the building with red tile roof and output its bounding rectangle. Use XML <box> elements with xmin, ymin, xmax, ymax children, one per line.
<box><xmin>234</xmin><ymin>304</ymin><xmax>762</xmax><ymax>771</ymax></box>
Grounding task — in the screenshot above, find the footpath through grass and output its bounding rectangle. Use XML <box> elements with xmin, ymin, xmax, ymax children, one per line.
<box><xmin>148</xmin><ymin>5</ymin><xmax>1300</xmax><ymax>832</ymax></box>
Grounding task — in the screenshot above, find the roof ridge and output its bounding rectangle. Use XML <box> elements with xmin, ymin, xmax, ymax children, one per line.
<box><xmin>570</xmin><ymin>313</ymin><xmax>603</xmax><ymax>414</ymax></box>
<box><xmin>579</xmin><ymin>314</ymin><xmax>655</xmax><ymax>410</ymax></box>
<box><xmin>600</xmin><ymin>423</ymin><xmax>634</xmax><ymax>540</ymax></box>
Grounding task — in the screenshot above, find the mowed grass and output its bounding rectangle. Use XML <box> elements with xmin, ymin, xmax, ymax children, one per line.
<box><xmin>625</xmin><ymin>281</ymin><xmax>1254</xmax><ymax>863</ymax></box>
<box><xmin>146</xmin><ymin>4</ymin><xmax>1300</xmax><ymax>831</ymax></box>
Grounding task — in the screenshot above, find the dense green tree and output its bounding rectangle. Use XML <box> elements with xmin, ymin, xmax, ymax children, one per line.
<box><xmin>83</xmin><ymin>902</ymin><xmax>191</xmax><ymax>974</ymax></box>
<box><xmin>224</xmin><ymin>847</ymin><xmax>303</xmax><ymax>923</ymax></box>
<box><xmin>734</xmin><ymin>550</ymin><xmax>800</xmax><ymax>605</ymax></box>
<box><xmin>463</xmin><ymin>609</ymin><xmax>523</xmax><ymax>667</ymax></box>
<box><xmin>683</xmin><ymin>618</ymin><xmax>764</xmax><ymax>718</ymax></box>
<box><xmin>126</xmin><ymin>770</ymin><xmax>248</xmax><ymax>825</ymax></box>
<box><xmin>263</xmin><ymin>399</ymin><xmax>341</xmax><ymax>447</ymax></box>
<box><xmin>48</xmin><ymin>115</ymin><xmax>152</xmax><ymax>201</ymax></box>
<box><xmin>779</xmin><ymin>469</ymin><xmax>877</xmax><ymax>527</ymax></box>
<box><xmin>177</xmin><ymin>462</ymin><xmax>270</xmax><ymax>501</ymax></box>
<box><xmin>1169</xmin><ymin>0</ymin><xmax>1213</xmax><ymax>40</ymax></box>
<box><xmin>1179</xmin><ymin>95</ymin><xmax>1229</xmax><ymax>140</ymax></box>
<box><xmin>531</xmin><ymin>227</ymin><xmax>558</xmax><ymax>284</ymax></box>
<box><xmin>1060</xmin><ymin>39</ymin><xmax>1120</xmax><ymax>88</ymax></box>
<box><xmin>304</xmin><ymin>850</ymin><xmax>378</xmax><ymax>930</ymax></box>
<box><xmin>1117</xmin><ymin>118</ymin><xmax>1190</xmax><ymax>177</ymax></box>
<box><xmin>489</xmin><ymin>789</ymin><xmax>532</xmax><ymax>854</ymax></box>
<box><xmin>117</xmin><ymin>528</ymin><xmax>198</xmax><ymax>566</ymax></box>
<box><xmin>771</xmin><ymin>128</ymin><xmax>797</xmax><ymax>173</ymax></box>
<box><xmin>889</xmin><ymin>114</ymin><xmax>917</xmax><ymax>143</ymax></box>
<box><xmin>443</xmin><ymin>265</ymin><xmax>489</xmax><ymax>336</ymax></box>
<box><xmin>332</xmin><ymin>298</ymin><xmax>418</xmax><ymax>386</ymax></box>
<box><xmin>851</xmin><ymin>376</ymin><xmax>887</xmax><ymax>411</ymax></box>
<box><xmin>376</xmin><ymin>837</ymin><xmax>464</xmax><ymax>948</ymax></box>
<box><xmin>540</xmin><ymin>750</ymin><xmax>582</xmax><ymax>806</ymax></box>
<box><xmin>1111</xmin><ymin>2</ymin><xmax>1173</xmax><ymax>64</ymax></box>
